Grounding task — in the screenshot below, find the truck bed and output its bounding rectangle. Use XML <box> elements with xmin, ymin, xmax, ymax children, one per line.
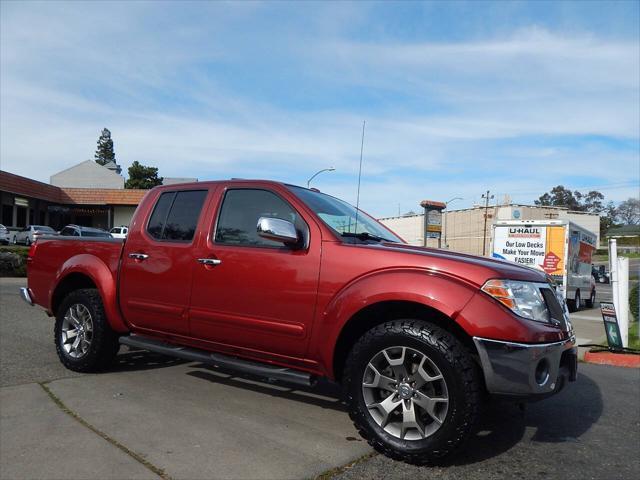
<box><xmin>27</xmin><ymin>236</ymin><xmax>124</xmax><ymax>313</ymax></box>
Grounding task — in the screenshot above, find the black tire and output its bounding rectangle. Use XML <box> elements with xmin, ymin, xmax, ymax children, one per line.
<box><xmin>54</xmin><ymin>288</ymin><xmax>120</xmax><ymax>372</ymax></box>
<box><xmin>343</xmin><ymin>319</ymin><xmax>481</xmax><ymax>465</ymax></box>
<box><xmin>585</xmin><ymin>289</ymin><xmax>596</xmax><ymax>308</ymax></box>
<box><xmin>568</xmin><ymin>291</ymin><xmax>581</xmax><ymax>313</ymax></box>
<box><xmin>25</xmin><ymin>237</ymin><xmax>31</xmax><ymax>246</ymax></box>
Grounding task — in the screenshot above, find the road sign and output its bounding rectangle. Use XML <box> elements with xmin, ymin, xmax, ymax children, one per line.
<box><xmin>600</xmin><ymin>302</ymin><xmax>623</xmax><ymax>351</ymax></box>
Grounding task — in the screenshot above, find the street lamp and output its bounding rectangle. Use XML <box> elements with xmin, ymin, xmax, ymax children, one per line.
<box><xmin>442</xmin><ymin>198</ymin><xmax>462</xmax><ymax>249</ymax></box>
<box><xmin>307</xmin><ymin>167</ymin><xmax>335</xmax><ymax>188</ymax></box>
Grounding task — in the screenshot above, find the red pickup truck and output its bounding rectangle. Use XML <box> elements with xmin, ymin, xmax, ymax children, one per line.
<box><xmin>22</xmin><ymin>180</ymin><xmax>577</xmax><ymax>464</ymax></box>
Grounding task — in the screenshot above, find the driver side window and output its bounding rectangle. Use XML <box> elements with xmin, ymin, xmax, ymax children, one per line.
<box><xmin>214</xmin><ymin>189</ymin><xmax>307</xmax><ymax>248</ymax></box>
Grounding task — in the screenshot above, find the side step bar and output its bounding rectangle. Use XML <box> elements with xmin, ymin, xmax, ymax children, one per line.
<box><xmin>119</xmin><ymin>335</ymin><xmax>316</xmax><ymax>387</ymax></box>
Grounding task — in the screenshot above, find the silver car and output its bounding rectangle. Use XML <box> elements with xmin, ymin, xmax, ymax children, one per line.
<box><xmin>0</xmin><ymin>224</ymin><xmax>10</xmax><ymax>245</ymax></box>
<box><xmin>12</xmin><ymin>225</ymin><xmax>58</xmax><ymax>245</ymax></box>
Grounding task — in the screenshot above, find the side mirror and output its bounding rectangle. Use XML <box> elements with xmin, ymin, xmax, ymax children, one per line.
<box><xmin>257</xmin><ymin>217</ymin><xmax>299</xmax><ymax>246</ymax></box>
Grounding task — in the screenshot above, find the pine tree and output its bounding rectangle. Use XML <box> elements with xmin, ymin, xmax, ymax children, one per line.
<box><xmin>125</xmin><ymin>161</ymin><xmax>164</xmax><ymax>189</ymax></box>
<box><xmin>94</xmin><ymin>128</ymin><xmax>116</xmax><ymax>165</ymax></box>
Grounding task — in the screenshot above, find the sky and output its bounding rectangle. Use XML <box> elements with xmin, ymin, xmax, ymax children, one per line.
<box><xmin>1</xmin><ymin>0</ymin><xmax>639</xmax><ymax>218</ymax></box>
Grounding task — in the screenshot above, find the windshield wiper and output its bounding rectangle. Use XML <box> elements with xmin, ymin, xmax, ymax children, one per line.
<box><xmin>341</xmin><ymin>232</ymin><xmax>393</xmax><ymax>243</ymax></box>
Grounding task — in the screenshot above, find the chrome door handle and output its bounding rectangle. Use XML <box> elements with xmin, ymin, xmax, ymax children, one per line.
<box><xmin>128</xmin><ymin>253</ymin><xmax>149</xmax><ymax>261</ymax></box>
<box><xmin>197</xmin><ymin>258</ymin><xmax>222</xmax><ymax>266</ymax></box>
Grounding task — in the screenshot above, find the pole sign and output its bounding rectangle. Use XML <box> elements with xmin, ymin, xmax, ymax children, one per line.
<box><xmin>420</xmin><ymin>200</ymin><xmax>446</xmax><ymax>247</ymax></box>
<box><xmin>600</xmin><ymin>302</ymin><xmax>623</xmax><ymax>351</ymax></box>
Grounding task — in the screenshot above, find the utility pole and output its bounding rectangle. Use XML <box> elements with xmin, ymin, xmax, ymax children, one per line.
<box><xmin>481</xmin><ymin>190</ymin><xmax>494</xmax><ymax>256</ymax></box>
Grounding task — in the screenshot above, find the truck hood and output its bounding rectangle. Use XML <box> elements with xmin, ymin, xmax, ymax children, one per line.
<box><xmin>365</xmin><ymin>242</ymin><xmax>549</xmax><ymax>286</ymax></box>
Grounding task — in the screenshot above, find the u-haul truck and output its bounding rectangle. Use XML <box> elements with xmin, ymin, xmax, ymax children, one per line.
<box><xmin>490</xmin><ymin>220</ymin><xmax>597</xmax><ymax>311</ymax></box>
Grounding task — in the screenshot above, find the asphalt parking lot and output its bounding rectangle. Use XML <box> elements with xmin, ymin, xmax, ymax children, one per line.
<box><xmin>1</xmin><ymin>277</ymin><xmax>639</xmax><ymax>480</ymax></box>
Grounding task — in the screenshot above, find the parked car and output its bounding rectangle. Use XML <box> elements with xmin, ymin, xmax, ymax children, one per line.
<box><xmin>592</xmin><ymin>264</ymin><xmax>610</xmax><ymax>284</ymax></box>
<box><xmin>59</xmin><ymin>225</ymin><xmax>113</xmax><ymax>238</ymax></box>
<box><xmin>0</xmin><ymin>224</ymin><xmax>10</xmax><ymax>245</ymax></box>
<box><xmin>22</xmin><ymin>180</ymin><xmax>577</xmax><ymax>464</ymax></box>
<box><xmin>12</xmin><ymin>225</ymin><xmax>58</xmax><ymax>245</ymax></box>
<box><xmin>109</xmin><ymin>226</ymin><xmax>129</xmax><ymax>239</ymax></box>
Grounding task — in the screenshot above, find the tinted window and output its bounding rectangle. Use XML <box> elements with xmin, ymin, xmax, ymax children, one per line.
<box><xmin>147</xmin><ymin>192</ymin><xmax>175</xmax><ymax>239</ymax></box>
<box><xmin>215</xmin><ymin>189</ymin><xmax>306</xmax><ymax>247</ymax></box>
<box><xmin>147</xmin><ymin>190</ymin><xmax>207</xmax><ymax>242</ymax></box>
<box><xmin>60</xmin><ymin>227</ymin><xmax>75</xmax><ymax>236</ymax></box>
<box><xmin>82</xmin><ymin>230</ymin><xmax>111</xmax><ymax>237</ymax></box>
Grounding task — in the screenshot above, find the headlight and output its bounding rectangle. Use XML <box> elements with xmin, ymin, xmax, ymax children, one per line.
<box><xmin>481</xmin><ymin>279</ymin><xmax>550</xmax><ymax>323</ymax></box>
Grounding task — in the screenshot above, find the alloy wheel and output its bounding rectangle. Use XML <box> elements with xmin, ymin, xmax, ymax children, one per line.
<box><xmin>61</xmin><ymin>304</ymin><xmax>94</xmax><ymax>359</ymax></box>
<box><xmin>362</xmin><ymin>346</ymin><xmax>449</xmax><ymax>441</ymax></box>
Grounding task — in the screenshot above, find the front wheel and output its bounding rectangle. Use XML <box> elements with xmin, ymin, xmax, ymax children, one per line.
<box><xmin>54</xmin><ymin>288</ymin><xmax>120</xmax><ymax>372</ymax></box>
<box><xmin>25</xmin><ymin>237</ymin><xmax>31</xmax><ymax>246</ymax></box>
<box><xmin>343</xmin><ymin>320</ymin><xmax>481</xmax><ymax>465</ymax></box>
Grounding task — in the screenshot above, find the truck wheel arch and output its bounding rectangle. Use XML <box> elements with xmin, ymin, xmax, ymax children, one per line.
<box><xmin>331</xmin><ymin>299</ymin><xmax>479</xmax><ymax>382</ymax></box>
<box><xmin>50</xmin><ymin>255</ymin><xmax>129</xmax><ymax>333</ymax></box>
<box><xmin>313</xmin><ymin>269</ymin><xmax>479</xmax><ymax>381</ymax></box>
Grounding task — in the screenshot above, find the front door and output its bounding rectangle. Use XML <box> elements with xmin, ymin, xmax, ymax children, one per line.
<box><xmin>189</xmin><ymin>187</ymin><xmax>321</xmax><ymax>359</ymax></box>
<box><xmin>120</xmin><ymin>188</ymin><xmax>211</xmax><ymax>336</ymax></box>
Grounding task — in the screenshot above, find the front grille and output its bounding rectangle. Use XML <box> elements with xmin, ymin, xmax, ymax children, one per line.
<box><xmin>540</xmin><ymin>287</ymin><xmax>567</xmax><ymax>329</ymax></box>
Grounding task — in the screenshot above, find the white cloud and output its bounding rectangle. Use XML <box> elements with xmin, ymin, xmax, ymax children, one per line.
<box><xmin>0</xmin><ymin>4</ymin><xmax>638</xmax><ymax>218</ymax></box>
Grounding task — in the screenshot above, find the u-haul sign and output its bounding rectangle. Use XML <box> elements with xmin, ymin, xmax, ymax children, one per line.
<box><xmin>492</xmin><ymin>226</ymin><xmax>546</xmax><ymax>267</ymax></box>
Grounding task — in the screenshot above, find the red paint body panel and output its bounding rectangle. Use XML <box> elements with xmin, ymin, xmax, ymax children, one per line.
<box><xmin>27</xmin><ymin>180</ymin><xmax>570</xmax><ymax>381</ymax></box>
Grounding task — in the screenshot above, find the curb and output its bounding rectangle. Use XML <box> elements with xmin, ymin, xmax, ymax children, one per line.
<box><xmin>583</xmin><ymin>351</ymin><xmax>640</xmax><ymax>368</ymax></box>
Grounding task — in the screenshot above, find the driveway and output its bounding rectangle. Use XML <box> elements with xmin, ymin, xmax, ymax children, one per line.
<box><xmin>1</xmin><ymin>277</ymin><xmax>638</xmax><ymax>480</ymax></box>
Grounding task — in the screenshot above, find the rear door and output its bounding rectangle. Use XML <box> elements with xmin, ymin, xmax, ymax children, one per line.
<box><xmin>189</xmin><ymin>186</ymin><xmax>322</xmax><ymax>359</ymax></box>
<box><xmin>119</xmin><ymin>187</ymin><xmax>213</xmax><ymax>336</ymax></box>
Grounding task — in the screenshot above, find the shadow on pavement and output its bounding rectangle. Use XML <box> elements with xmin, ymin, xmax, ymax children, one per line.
<box><xmin>442</xmin><ymin>370</ymin><xmax>603</xmax><ymax>466</ymax></box>
<box><xmin>108</xmin><ymin>346</ymin><xmax>187</xmax><ymax>372</ymax></box>
<box><xmin>186</xmin><ymin>363</ymin><xmax>346</xmax><ymax>412</ymax></box>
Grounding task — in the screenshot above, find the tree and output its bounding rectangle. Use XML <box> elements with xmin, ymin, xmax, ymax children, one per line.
<box><xmin>94</xmin><ymin>128</ymin><xmax>116</xmax><ymax>166</ymax></box>
<box><xmin>617</xmin><ymin>198</ymin><xmax>640</xmax><ymax>225</ymax></box>
<box><xmin>534</xmin><ymin>185</ymin><xmax>583</xmax><ymax>211</ymax></box>
<box><xmin>600</xmin><ymin>201</ymin><xmax>618</xmax><ymax>234</ymax></box>
<box><xmin>536</xmin><ymin>185</ymin><xmax>619</xmax><ymax>235</ymax></box>
<box><xmin>124</xmin><ymin>161</ymin><xmax>163</xmax><ymax>189</ymax></box>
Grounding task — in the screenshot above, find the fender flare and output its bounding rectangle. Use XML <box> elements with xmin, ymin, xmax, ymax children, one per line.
<box><xmin>311</xmin><ymin>268</ymin><xmax>477</xmax><ymax>377</ymax></box>
<box><xmin>49</xmin><ymin>254</ymin><xmax>129</xmax><ymax>333</ymax></box>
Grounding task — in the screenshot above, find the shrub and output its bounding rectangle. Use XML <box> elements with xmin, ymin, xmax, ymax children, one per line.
<box><xmin>631</xmin><ymin>283</ymin><xmax>639</xmax><ymax>322</ymax></box>
<box><xmin>0</xmin><ymin>246</ymin><xmax>29</xmax><ymax>277</ymax></box>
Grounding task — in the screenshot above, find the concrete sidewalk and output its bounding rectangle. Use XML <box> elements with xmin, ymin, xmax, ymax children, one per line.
<box><xmin>0</xmin><ymin>367</ymin><xmax>372</xmax><ymax>480</ymax></box>
<box><xmin>569</xmin><ymin>308</ymin><xmax>607</xmax><ymax>360</ymax></box>
<box><xmin>0</xmin><ymin>383</ymin><xmax>157</xmax><ymax>479</ymax></box>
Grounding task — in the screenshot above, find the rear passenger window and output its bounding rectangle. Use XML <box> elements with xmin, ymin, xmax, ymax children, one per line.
<box><xmin>147</xmin><ymin>190</ymin><xmax>207</xmax><ymax>242</ymax></box>
<box><xmin>214</xmin><ymin>189</ymin><xmax>307</xmax><ymax>247</ymax></box>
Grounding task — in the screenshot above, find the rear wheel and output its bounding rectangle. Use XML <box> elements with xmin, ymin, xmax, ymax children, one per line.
<box><xmin>585</xmin><ymin>289</ymin><xmax>596</xmax><ymax>308</ymax></box>
<box><xmin>343</xmin><ymin>319</ymin><xmax>480</xmax><ymax>465</ymax></box>
<box><xmin>568</xmin><ymin>291</ymin><xmax>581</xmax><ymax>313</ymax></box>
<box><xmin>54</xmin><ymin>289</ymin><xmax>120</xmax><ymax>372</ymax></box>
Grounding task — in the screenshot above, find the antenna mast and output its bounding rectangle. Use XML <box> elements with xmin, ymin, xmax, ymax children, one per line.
<box><xmin>354</xmin><ymin>120</ymin><xmax>366</xmax><ymax>233</ymax></box>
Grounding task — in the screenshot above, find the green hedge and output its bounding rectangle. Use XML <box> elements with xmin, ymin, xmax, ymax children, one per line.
<box><xmin>0</xmin><ymin>246</ymin><xmax>29</xmax><ymax>277</ymax></box>
<box><xmin>631</xmin><ymin>283</ymin><xmax>639</xmax><ymax>322</ymax></box>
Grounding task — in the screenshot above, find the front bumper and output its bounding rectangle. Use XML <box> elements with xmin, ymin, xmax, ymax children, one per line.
<box><xmin>473</xmin><ymin>335</ymin><xmax>577</xmax><ymax>398</ymax></box>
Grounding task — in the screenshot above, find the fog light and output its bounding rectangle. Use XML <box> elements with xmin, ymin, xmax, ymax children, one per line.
<box><xmin>535</xmin><ymin>359</ymin><xmax>550</xmax><ymax>386</ymax></box>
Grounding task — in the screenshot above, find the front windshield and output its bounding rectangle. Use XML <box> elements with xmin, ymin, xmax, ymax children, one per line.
<box><xmin>288</xmin><ymin>186</ymin><xmax>403</xmax><ymax>243</ymax></box>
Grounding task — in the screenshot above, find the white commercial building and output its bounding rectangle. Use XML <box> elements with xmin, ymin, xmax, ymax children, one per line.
<box><xmin>380</xmin><ymin>204</ymin><xmax>601</xmax><ymax>256</ymax></box>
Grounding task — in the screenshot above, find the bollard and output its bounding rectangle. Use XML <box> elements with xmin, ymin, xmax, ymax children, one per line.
<box><xmin>618</xmin><ymin>257</ymin><xmax>629</xmax><ymax>348</ymax></box>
